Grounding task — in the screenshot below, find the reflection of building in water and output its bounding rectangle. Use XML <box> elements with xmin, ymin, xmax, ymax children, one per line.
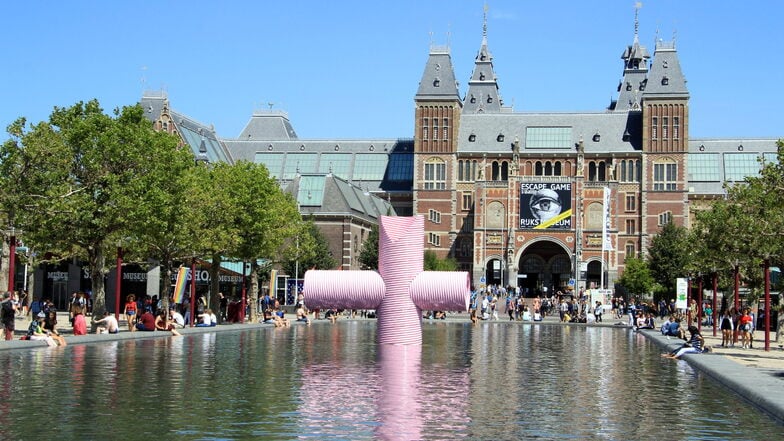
<box><xmin>141</xmin><ymin>7</ymin><xmax>781</xmax><ymax>295</ymax></box>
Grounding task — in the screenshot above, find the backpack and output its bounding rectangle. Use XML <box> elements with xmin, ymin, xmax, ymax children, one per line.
<box><xmin>1</xmin><ymin>301</ymin><xmax>13</xmax><ymax>320</ymax></box>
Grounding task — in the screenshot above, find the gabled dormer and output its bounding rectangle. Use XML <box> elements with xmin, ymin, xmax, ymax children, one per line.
<box><xmin>463</xmin><ymin>8</ymin><xmax>502</xmax><ymax>114</ymax></box>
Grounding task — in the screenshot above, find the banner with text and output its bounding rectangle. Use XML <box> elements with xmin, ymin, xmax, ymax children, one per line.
<box><xmin>520</xmin><ymin>182</ymin><xmax>572</xmax><ymax>229</ymax></box>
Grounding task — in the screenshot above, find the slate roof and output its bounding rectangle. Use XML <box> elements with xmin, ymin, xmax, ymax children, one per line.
<box><xmin>456</xmin><ymin>111</ymin><xmax>643</xmax><ymax>156</ymax></box>
<box><xmin>286</xmin><ymin>173</ymin><xmax>396</xmax><ymax>222</ymax></box>
<box><xmin>238</xmin><ymin>111</ymin><xmax>298</xmax><ymax>140</ymax></box>
<box><xmin>415</xmin><ymin>46</ymin><xmax>461</xmax><ymax>102</ymax></box>
<box><xmin>141</xmin><ymin>93</ymin><xmax>232</xmax><ymax>164</ymax></box>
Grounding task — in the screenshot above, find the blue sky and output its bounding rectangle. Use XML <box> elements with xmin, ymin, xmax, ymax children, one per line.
<box><xmin>3</xmin><ymin>1</ymin><xmax>782</xmax><ymax>141</ymax></box>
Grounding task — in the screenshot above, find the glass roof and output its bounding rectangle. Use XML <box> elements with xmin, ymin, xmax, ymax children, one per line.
<box><xmin>297</xmin><ymin>175</ymin><xmax>325</xmax><ymax>206</ymax></box>
<box><xmin>688</xmin><ymin>153</ymin><xmax>720</xmax><ymax>181</ymax></box>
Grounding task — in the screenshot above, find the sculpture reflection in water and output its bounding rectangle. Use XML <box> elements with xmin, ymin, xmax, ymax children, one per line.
<box><xmin>298</xmin><ymin>340</ymin><xmax>471</xmax><ymax>439</ymax></box>
<box><xmin>302</xmin><ymin>216</ymin><xmax>471</xmax><ymax>437</ymax></box>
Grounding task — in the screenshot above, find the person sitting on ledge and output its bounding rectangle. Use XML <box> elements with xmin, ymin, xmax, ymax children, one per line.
<box><xmin>661</xmin><ymin>316</ymin><xmax>684</xmax><ymax>338</ymax></box>
<box><xmin>434</xmin><ymin>311</ymin><xmax>446</xmax><ymax>320</ymax></box>
<box><xmin>92</xmin><ymin>311</ymin><xmax>119</xmax><ymax>334</ymax></box>
<box><xmin>295</xmin><ymin>305</ymin><xmax>310</xmax><ymax>324</ymax></box>
<box><xmin>197</xmin><ymin>309</ymin><xmax>217</xmax><ymax>327</ymax></box>
<box><xmin>155</xmin><ymin>309</ymin><xmax>181</xmax><ymax>336</ymax></box>
<box><xmin>135</xmin><ymin>310</ymin><xmax>156</xmax><ymax>331</ymax></box>
<box><xmin>662</xmin><ymin>325</ymin><xmax>711</xmax><ymax>359</ymax></box>
<box><xmin>28</xmin><ymin>312</ymin><xmax>66</xmax><ymax>346</ymax></box>
<box><xmin>170</xmin><ymin>308</ymin><xmax>185</xmax><ymax>328</ymax></box>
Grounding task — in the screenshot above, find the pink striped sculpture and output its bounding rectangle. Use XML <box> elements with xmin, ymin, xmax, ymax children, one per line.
<box><xmin>303</xmin><ymin>216</ymin><xmax>470</xmax><ymax>345</ymax></box>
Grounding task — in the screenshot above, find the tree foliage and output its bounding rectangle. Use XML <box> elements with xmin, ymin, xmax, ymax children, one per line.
<box><xmin>618</xmin><ymin>257</ymin><xmax>654</xmax><ymax>298</ymax></box>
<box><xmin>0</xmin><ymin>101</ymin><xmax>190</xmax><ymax>315</ymax></box>
<box><xmin>358</xmin><ymin>225</ymin><xmax>379</xmax><ymax>270</ymax></box>
<box><xmin>424</xmin><ymin>250</ymin><xmax>459</xmax><ymax>271</ymax></box>
<box><xmin>646</xmin><ymin>222</ymin><xmax>690</xmax><ymax>295</ymax></box>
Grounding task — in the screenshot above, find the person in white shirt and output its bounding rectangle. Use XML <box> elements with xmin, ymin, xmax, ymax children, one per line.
<box><xmin>92</xmin><ymin>311</ymin><xmax>119</xmax><ymax>334</ymax></box>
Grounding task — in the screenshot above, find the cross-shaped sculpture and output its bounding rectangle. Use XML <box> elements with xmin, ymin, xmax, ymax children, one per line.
<box><xmin>303</xmin><ymin>216</ymin><xmax>470</xmax><ymax>345</ymax></box>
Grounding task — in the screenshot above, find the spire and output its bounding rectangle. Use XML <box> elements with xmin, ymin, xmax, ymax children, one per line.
<box><xmin>611</xmin><ymin>2</ymin><xmax>650</xmax><ymax>111</ymax></box>
<box><xmin>463</xmin><ymin>4</ymin><xmax>503</xmax><ymax>114</ymax></box>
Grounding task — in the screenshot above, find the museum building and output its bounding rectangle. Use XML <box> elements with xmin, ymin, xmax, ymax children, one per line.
<box><xmin>141</xmin><ymin>14</ymin><xmax>780</xmax><ymax>295</ymax></box>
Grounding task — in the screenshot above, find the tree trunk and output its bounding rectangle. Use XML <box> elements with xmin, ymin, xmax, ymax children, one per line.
<box><xmin>210</xmin><ymin>252</ymin><xmax>221</xmax><ymax>323</ymax></box>
<box><xmin>89</xmin><ymin>245</ymin><xmax>107</xmax><ymax>331</ymax></box>
<box><xmin>159</xmin><ymin>257</ymin><xmax>173</xmax><ymax>313</ymax></box>
<box><xmin>249</xmin><ymin>262</ymin><xmax>260</xmax><ymax>323</ymax></box>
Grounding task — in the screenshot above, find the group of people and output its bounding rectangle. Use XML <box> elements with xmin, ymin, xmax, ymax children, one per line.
<box><xmin>719</xmin><ymin>307</ymin><xmax>756</xmax><ymax>349</ymax></box>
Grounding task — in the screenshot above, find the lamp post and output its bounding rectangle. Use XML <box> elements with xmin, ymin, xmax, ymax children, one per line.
<box><xmin>191</xmin><ymin>140</ymin><xmax>209</xmax><ymax>327</ymax></box>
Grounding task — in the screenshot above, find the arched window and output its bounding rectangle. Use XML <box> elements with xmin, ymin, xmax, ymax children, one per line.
<box><xmin>458</xmin><ymin>160</ymin><xmax>464</xmax><ymax>181</ymax></box>
<box><xmin>544</xmin><ymin>162</ymin><xmax>553</xmax><ymax>176</ymax></box>
<box><xmin>620</xmin><ymin>160</ymin><xmax>627</xmax><ymax>182</ymax></box>
<box><xmin>598</xmin><ymin>161</ymin><xmax>606</xmax><ymax>181</ymax></box>
<box><xmin>554</xmin><ymin>162</ymin><xmax>562</xmax><ymax>176</ymax></box>
<box><xmin>589</xmin><ymin>162</ymin><xmax>597</xmax><ymax>181</ymax></box>
<box><xmin>492</xmin><ymin>161</ymin><xmax>500</xmax><ymax>180</ymax></box>
<box><xmin>501</xmin><ymin>162</ymin><xmax>509</xmax><ymax>181</ymax></box>
<box><xmin>535</xmin><ymin>161</ymin><xmax>543</xmax><ymax>176</ymax></box>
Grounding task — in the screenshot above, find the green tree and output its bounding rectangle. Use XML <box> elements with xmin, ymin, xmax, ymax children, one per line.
<box><xmin>0</xmin><ymin>100</ymin><xmax>190</xmax><ymax>316</ymax></box>
<box><xmin>226</xmin><ymin>161</ymin><xmax>300</xmax><ymax>322</ymax></box>
<box><xmin>358</xmin><ymin>224</ymin><xmax>379</xmax><ymax>270</ymax></box>
<box><xmin>424</xmin><ymin>250</ymin><xmax>459</xmax><ymax>271</ymax></box>
<box><xmin>647</xmin><ymin>221</ymin><xmax>690</xmax><ymax>296</ymax></box>
<box><xmin>281</xmin><ymin>217</ymin><xmax>336</xmax><ymax>275</ymax></box>
<box><xmin>618</xmin><ymin>257</ymin><xmax>654</xmax><ymax>298</ymax></box>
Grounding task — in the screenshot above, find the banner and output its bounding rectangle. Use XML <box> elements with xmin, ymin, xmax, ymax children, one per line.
<box><xmin>676</xmin><ymin>278</ymin><xmax>688</xmax><ymax>310</ymax></box>
<box><xmin>519</xmin><ymin>182</ymin><xmax>572</xmax><ymax>229</ymax></box>
<box><xmin>172</xmin><ymin>267</ymin><xmax>189</xmax><ymax>304</ymax></box>
<box><xmin>602</xmin><ymin>187</ymin><xmax>613</xmax><ymax>250</ymax></box>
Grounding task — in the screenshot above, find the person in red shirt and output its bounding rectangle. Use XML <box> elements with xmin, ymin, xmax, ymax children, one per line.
<box><xmin>739</xmin><ymin>308</ymin><xmax>754</xmax><ymax>349</ymax></box>
<box><xmin>124</xmin><ymin>294</ymin><xmax>138</xmax><ymax>332</ymax></box>
<box><xmin>72</xmin><ymin>310</ymin><xmax>87</xmax><ymax>335</ymax></box>
<box><xmin>135</xmin><ymin>310</ymin><xmax>156</xmax><ymax>331</ymax></box>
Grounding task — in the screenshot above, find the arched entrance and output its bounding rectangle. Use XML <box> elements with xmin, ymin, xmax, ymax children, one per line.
<box><xmin>516</xmin><ymin>240</ymin><xmax>571</xmax><ymax>297</ymax></box>
<box><xmin>586</xmin><ymin>260</ymin><xmax>604</xmax><ymax>289</ymax></box>
<box><xmin>485</xmin><ymin>258</ymin><xmax>505</xmax><ymax>287</ymax></box>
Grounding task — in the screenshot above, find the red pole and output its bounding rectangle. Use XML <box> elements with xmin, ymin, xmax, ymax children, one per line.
<box><xmin>115</xmin><ymin>247</ymin><xmax>123</xmax><ymax>320</ymax></box>
<box><xmin>734</xmin><ymin>264</ymin><xmax>740</xmax><ymax>311</ymax></box>
<box><xmin>8</xmin><ymin>235</ymin><xmax>16</xmax><ymax>292</ymax></box>
<box><xmin>764</xmin><ymin>259</ymin><xmax>771</xmax><ymax>351</ymax></box>
<box><xmin>190</xmin><ymin>260</ymin><xmax>196</xmax><ymax>328</ymax></box>
<box><xmin>712</xmin><ymin>272</ymin><xmax>718</xmax><ymax>337</ymax></box>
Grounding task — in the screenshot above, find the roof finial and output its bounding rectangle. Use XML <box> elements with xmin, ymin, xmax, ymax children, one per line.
<box><xmin>634</xmin><ymin>2</ymin><xmax>642</xmax><ymax>38</ymax></box>
<box><xmin>483</xmin><ymin>3</ymin><xmax>489</xmax><ymax>38</ymax></box>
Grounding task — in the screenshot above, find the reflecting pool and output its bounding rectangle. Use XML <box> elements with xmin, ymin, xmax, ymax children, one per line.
<box><xmin>0</xmin><ymin>321</ymin><xmax>780</xmax><ymax>440</ymax></box>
